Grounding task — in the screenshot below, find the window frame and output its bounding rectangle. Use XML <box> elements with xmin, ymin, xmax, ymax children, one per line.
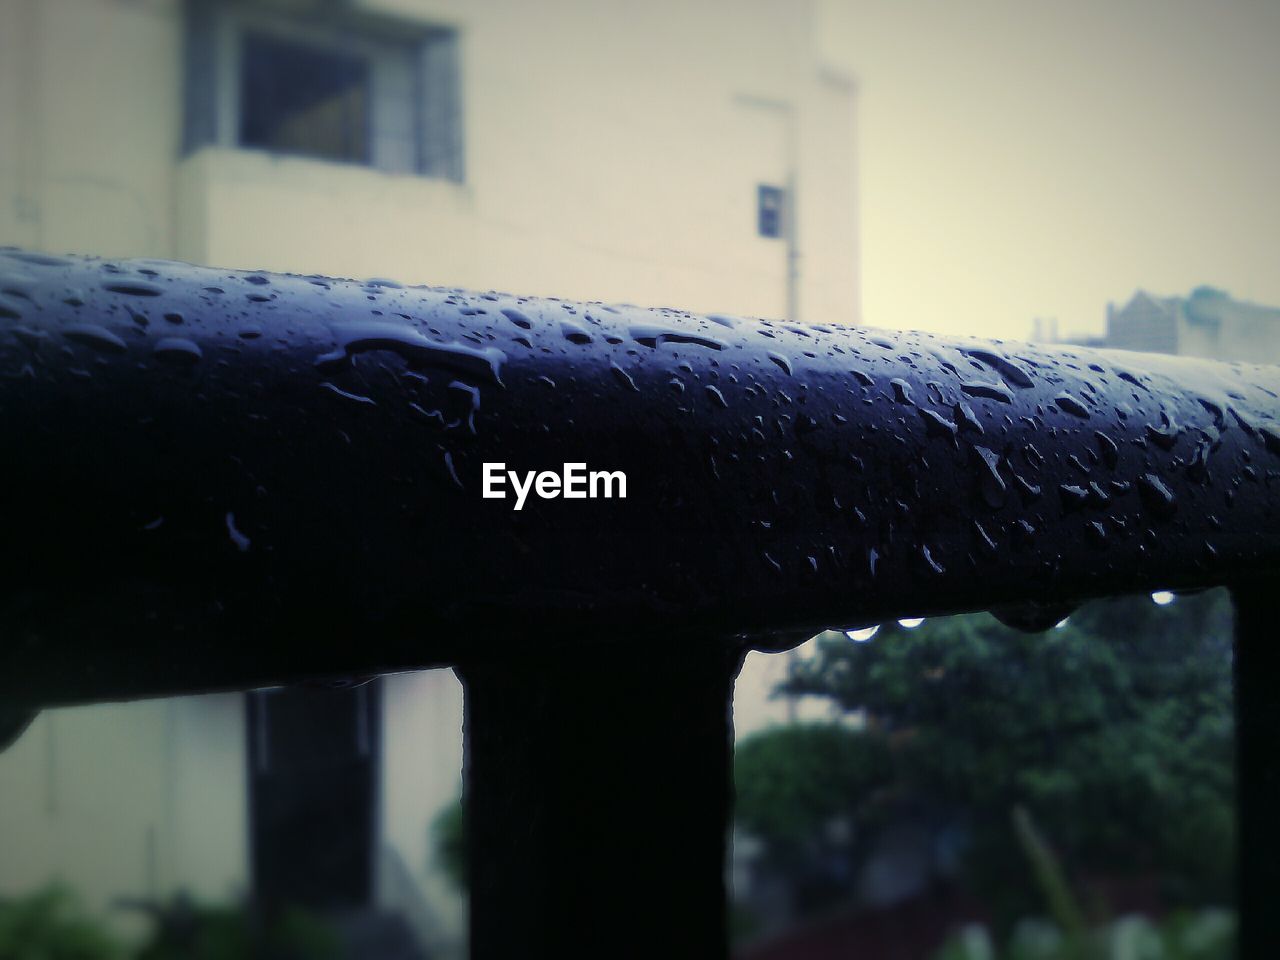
<box><xmin>183</xmin><ymin>0</ymin><xmax>463</xmax><ymax>182</ymax></box>
<box><xmin>235</xmin><ymin>25</ymin><xmax>377</xmax><ymax>167</ymax></box>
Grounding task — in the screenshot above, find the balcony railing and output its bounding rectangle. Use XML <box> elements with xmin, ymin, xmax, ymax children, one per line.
<box><xmin>0</xmin><ymin>248</ymin><xmax>1276</xmax><ymax>957</ymax></box>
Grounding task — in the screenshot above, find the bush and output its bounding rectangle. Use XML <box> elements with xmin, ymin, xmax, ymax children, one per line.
<box><xmin>0</xmin><ymin>885</ymin><xmax>124</xmax><ymax>960</ymax></box>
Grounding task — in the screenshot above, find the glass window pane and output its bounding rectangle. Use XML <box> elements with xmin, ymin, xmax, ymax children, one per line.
<box><xmin>239</xmin><ymin>32</ymin><xmax>370</xmax><ymax>165</ymax></box>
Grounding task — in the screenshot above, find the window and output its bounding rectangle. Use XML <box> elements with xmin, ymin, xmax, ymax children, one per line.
<box><xmin>239</xmin><ymin>32</ymin><xmax>371</xmax><ymax>165</ymax></box>
<box><xmin>183</xmin><ymin>1</ymin><xmax>463</xmax><ymax>181</ymax></box>
<box><xmin>757</xmin><ymin>184</ymin><xmax>785</xmax><ymax>239</ymax></box>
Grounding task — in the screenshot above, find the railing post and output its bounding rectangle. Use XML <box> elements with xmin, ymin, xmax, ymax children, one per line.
<box><xmin>457</xmin><ymin>642</ymin><xmax>744</xmax><ymax>958</ymax></box>
<box><xmin>1232</xmin><ymin>580</ymin><xmax>1277</xmax><ymax>956</ymax></box>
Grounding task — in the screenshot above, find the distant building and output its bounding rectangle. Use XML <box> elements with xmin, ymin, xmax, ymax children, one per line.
<box><xmin>1102</xmin><ymin>287</ymin><xmax>1280</xmax><ymax>364</ymax></box>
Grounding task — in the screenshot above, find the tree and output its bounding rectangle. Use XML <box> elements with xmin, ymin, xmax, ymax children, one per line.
<box><xmin>432</xmin><ymin>800</ymin><xmax>468</xmax><ymax>892</ymax></box>
<box><xmin>735</xmin><ymin>722</ymin><xmax>891</xmax><ymax>857</ymax></box>
<box><xmin>737</xmin><ymin>590</ymin><xmax>1236</xmax><ymax>926</ymax></box>
<box><xmin>0</xmin><ymin>885</ymin><xmax>124</xmax><ymax>960</ymax></box>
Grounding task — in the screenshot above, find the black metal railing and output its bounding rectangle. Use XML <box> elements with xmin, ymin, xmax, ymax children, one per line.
<box><xmin>1</xmin><ymin>248</ymin><xmax>1276</xmax><ymax>957</ymax></box>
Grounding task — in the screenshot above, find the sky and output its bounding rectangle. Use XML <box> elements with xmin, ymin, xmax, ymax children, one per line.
<box><xmin>819</xmin><ymin>0</ymin><xmax>1280</xmax><ymax>342</ymax></box>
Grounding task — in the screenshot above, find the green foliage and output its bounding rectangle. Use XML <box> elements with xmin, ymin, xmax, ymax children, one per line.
<box><xmin>728</xmin><ymin>902</ymin><xmax>762</xmax><ymax>944</ymax></box>
<box><xmin>753</xmin><ymin>591</ymin><xmax>1236</xmax><ymax>920</ymax></box>
<box><xmin>0</xmin><ymin>885</ymin><xmax>125</xmax><ymax>960</ymax></box>
<box><xmin>432</xmin><ymin>800</ymin><xmax>468</xmax><ymax>892</ymax></box>
<box><xmin>734</xmin><ymin>722</ymin><xmax>892</xmax><ymax>857</ymax></box>
<box><xmin>935</xmin><ymin>912</ymin><xmax>1235</xmax><ymax>960</ymax></box>
<box><xmin>1011</xmin><ymin>806</ymin><xmax>1088</xmax><ymax>957</ymax></box>
<box><xmin>131</xmin><ymin>895</ymin><xmax>339</xmax><ymax>960</ymax></box>
<box><xmin>0</xmin><ymin>887</ymin><xmax>338</xmax><ymax>960</ymax></box>
<box><xmin>934</xmin><ymin>806</ymin><xmax>1235</xmax><ymax>960</ymax></box>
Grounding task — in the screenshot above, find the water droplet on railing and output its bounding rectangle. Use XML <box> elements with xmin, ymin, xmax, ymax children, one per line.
<box><xmin>961</xmin><ymin>380</ymin><xmax>1014</xmax><ymax>403</ymax></box>
<box><xmin>444</xmin><ymin>451</ymin><xmax>463</xmax><ymax>488</ymax></box>
<box><xmin>4</xmin><ymin>251</ymin><xmax>69</xmax><ymax>267</ymax></box>
<box><xmin>918</xmin><ymin>407</ymin><xmax>957</xmax><ymax>440</ymax></box>
<box><xmin>501</xmin><ymin>308</ymin><xmax>532</xmax><ymax>329</ymax></box>
<box><xmin>102</xmin><ymin>278</ymin><xmax>163</xmax><ymax>297</ymax></box>
<box><xmin>320</xmin><ymin>381</ymin><xmax>376</xmax><ymax>406</ymax></box>
<box><xmin>629</xmin><ymin>324</ymin><xmax>725</xmax><ymax>351</ymax></box>
<box><xmin>317</xmin><ymin>322</ymin><xmax>505</xmax><ymax>385</ymax></box>
<box><xmin>63</xmin><ymin>323</ymin><xmax>126</xmax><ymax>353</ymax></box>
<box><xmin>0</xmin><ymin>296</ymin><xmax>24</xmax><ymax>320</ymax></box>
<box><xmin>991</xmin><ymin>601</ymin><xmax>1076</xmax><ymax>632</ymax></box>
<box><xmin>561</xmin><ymin>320</ymin><xmax>592</xmax><ymax>344</ymax></box>
<box><xmin>1137</xmin><ymin>473</ymin><xmax>1177</xmax><ymax>518</ymax></box>
<box><xmin>13</xmin><ymin>326</ymin><xmax>47</xmax><ymax>349</ymax></box>
<box><xmin>1258</xmin><ymin>422</ymin><xmax>1280</xmax><ymax>456</ymax></box>
<box><xmin>954</xmin><ymin>402</ymin><xmax>983</xmax><ymax>434</ymax></box>
<box><xmin>225</xmin><ymin>512</ymin><xmax>251</xmax><ymax>552</ymax></box>
<box><xmin>153</xmin><ymin>337</ymin><xmax>202</xmax><ymax>364</ymax></box>
<box><xmin>1094</xmin><ymin>430</ymin><xmax>1119</xmax><ymax>468</ymax></box>
<box><xmin>962</xmin><ymin>348</ymin><xmax>1034</xmax><ymax>388</ymax></box>
<box><xmin>1058</xmin><ymin>484</ymin><xmax>1089</xmax><ymax>511</ymax></box>
<box><xmin>973</xmin><ymin>446</ymin><xmax>1006</xmax><ymax>507</ymax></box>
<box><xmin>610</xmin><ymin>363</ymin><xmax>639</xmax><ymax>392</ymax></box>
<box><xmin>1146</xmin><ymin>415</ymin><xmax>1180</xmax><ymax>450</ymax></box>
<box><xmin>1054</xmin><ymin>392</ymin><xmax>1090</xmax><ymax>419</ymax></box>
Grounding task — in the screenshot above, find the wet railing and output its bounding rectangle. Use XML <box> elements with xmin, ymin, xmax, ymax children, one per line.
<box><xmin>0</xmin><ymin>248</ymin><xmax>1276</xmax><ymax>957</ymax></box>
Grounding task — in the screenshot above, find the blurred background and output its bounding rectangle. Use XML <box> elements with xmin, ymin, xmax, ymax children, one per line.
<box><xmin>0</xmin><ymin>0</ymin><xmax>1274</xmax><ymax>956</ymax></box>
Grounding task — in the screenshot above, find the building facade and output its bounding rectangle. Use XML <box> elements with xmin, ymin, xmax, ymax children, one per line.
<box><xmin>0</xmin><ymin>0</ymin><xmax>861</xmax><ymax>953</ymax></box>
<box><xmin>0</xmin><ymin>0</ymin><xmax>859</xmax><ymax>322</ymax></box>
<box><xmin>1104</xmin><ymin>287</ymin><xmax>1280</xmax><ymax>364</ymax></box>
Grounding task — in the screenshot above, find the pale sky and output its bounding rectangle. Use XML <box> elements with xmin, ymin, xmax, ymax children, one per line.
<box><xmin>820</xmin><ymin>0</ymin><xmax>1280</xmax><ymax>342</ymax></box>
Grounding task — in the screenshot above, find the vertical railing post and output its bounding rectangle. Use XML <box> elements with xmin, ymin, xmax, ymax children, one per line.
<box><xmin>457</xmin><ymin>641</ymin><xmax>744</xmax><ymax>958</ymax></box>
<box><xmin>1232</xmin><ymin>579</ymin><xmax>1276</xmax><ymax>956</ymax></box>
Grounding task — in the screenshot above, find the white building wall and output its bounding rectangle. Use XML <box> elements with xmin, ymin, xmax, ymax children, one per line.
<box><xmin>0</xmin><ymin>695</ymin><xmax>246</xmax><ymax>939</ymax></box>
<box><xmin>0</xmin><ymin>0</ymin><xmax>182</xmax><ymax>259</ymax></box>
<box><xmin>378</xmin><ymin>670</ymin><xmax>467</xmax><ymax>948</ymax></box>
<box><xmin>0</xmin><ymin>0</ymin><xmax>859</xmax><ymax>940</ymax></box>
<box><xmin>3</xmin><ymin>0</ymin><xmax>858</xmax><ymax>321</ymax></box>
